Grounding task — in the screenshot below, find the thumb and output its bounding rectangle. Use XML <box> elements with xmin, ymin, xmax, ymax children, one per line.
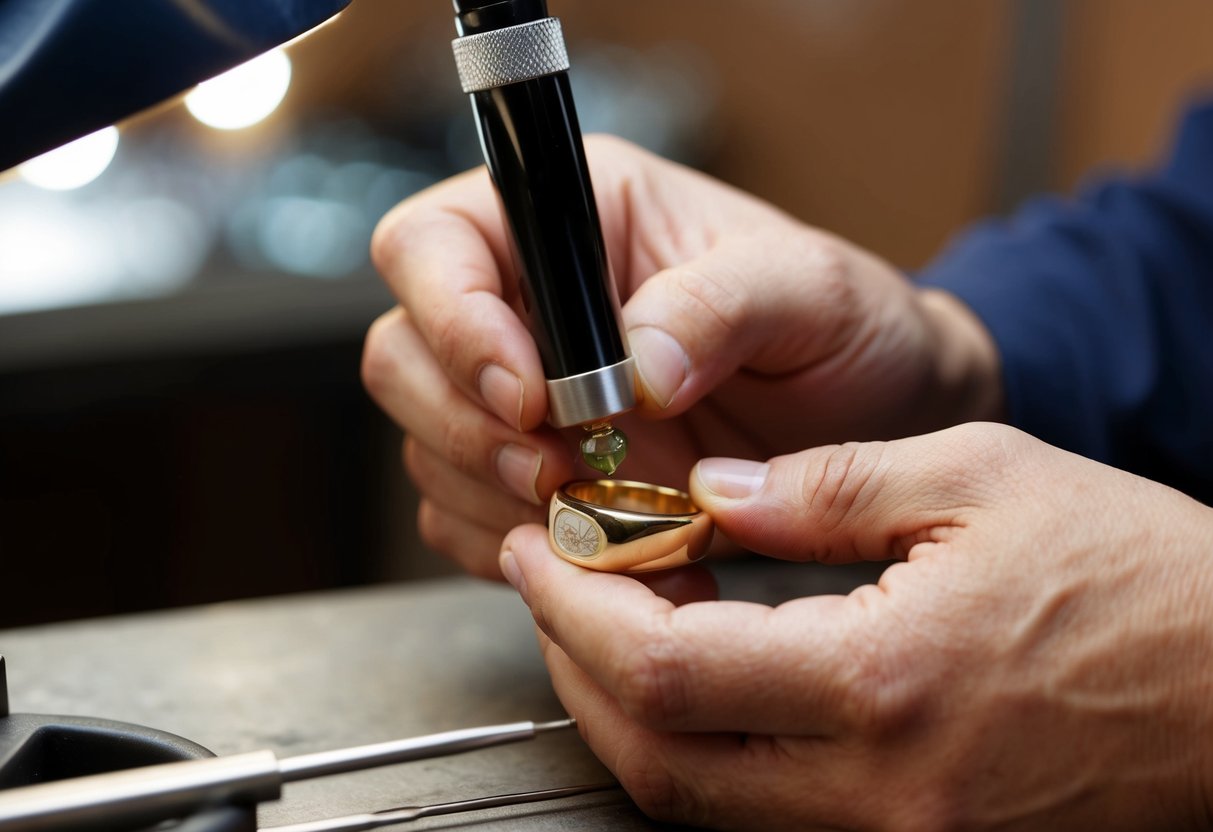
<box><xmin>622</xmin><ymin>227</ymin><xmax>883</xmax><ymax>415</ymax></box>
<box><xmin>689</xmin><ymin>423</ymin><xmax>1023</xmax><ymax>563</ymax></box>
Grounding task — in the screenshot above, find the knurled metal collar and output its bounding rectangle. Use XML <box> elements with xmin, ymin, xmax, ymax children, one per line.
<box><xmin>451</xmin><ymin>17</ymin><xmax>570</xmax><ymax>93</ymax></box>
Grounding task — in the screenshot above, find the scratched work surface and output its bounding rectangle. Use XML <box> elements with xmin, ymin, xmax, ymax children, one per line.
<box><xmin>0</xmin><ymin>561</ymin><xmax>880</xmax><ymax>830</ymax></box>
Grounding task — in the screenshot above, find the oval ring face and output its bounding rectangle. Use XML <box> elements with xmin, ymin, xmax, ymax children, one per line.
<box><xmin>552</xmin><ymin>507</ymin><xmax>604</xmax><ymax>558</ymax></box>
<box><xmin>547</xmin><ymin>480</ymin><xmax>714</xmax><ymax>573</ymax></box>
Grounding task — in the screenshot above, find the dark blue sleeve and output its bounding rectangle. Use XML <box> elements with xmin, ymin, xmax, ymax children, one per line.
<box><xmin>917</xmin><ymin>103</ymin><xmax>1213</xmax><ymax>502</ymax></box>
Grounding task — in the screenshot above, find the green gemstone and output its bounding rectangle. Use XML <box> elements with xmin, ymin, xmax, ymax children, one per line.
<box><xmin>580</xmin><ymin>426</ymin><xmax>629</xmax><ymax>476</ymax></box>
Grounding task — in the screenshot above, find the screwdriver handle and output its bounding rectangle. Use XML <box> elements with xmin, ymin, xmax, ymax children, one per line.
<box><xmin>0</xmin><ymin>750</ymin><xmax>280</xmax><ymax>832</ymax></box>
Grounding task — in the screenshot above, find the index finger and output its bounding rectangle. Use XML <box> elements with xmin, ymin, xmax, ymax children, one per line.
<box><xmin>500</xmin><ymin>524</ymin><xmax>899</xmax><ymax>738</ymax></box>
<box><xmin>371</xmin><ymin>168</ymin><xmax>549</xmax><ymax>431</ymax></box>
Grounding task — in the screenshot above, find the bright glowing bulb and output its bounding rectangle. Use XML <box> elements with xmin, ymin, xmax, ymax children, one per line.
<box><xmin>185</xmin><ymin>49</ymin><xmax>292</xmax><ymax>130</ymax></box>
<box><xmin>18</xmin><ymin>127</ymin><xmax>120</xmax><ymax>191</ymax></box>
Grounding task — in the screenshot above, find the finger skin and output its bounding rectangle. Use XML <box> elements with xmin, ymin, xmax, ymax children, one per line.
<box><xmin>537</xmin><ymin>631</ymin><xmax>857</xmax><ymax>832</ymax></box>
<box><xmin>370</xmin><ymin>135</ymin><xmax>806</xmax><ymax>433</ymax></box>
<box><xmin>689</xmin><ymin>422</ymin><xmax>1026</xmax><ymax>564</ymax></box>
<box><xmin>404</xmin><ymin>437</ymin><xmax>546</xmax><ymax>534</ymax></box>
<box><xmin>633</xmin><ymin>565</ymin><xmax>719</xmax><ymax>608</ymax></box>
<box><xmin>416</xmin><ymin>500</ymin><xmax>509</xmax><ymax>581</ymax></box>
<box><xmin>362</xmin><ymin>307</ymin><xmax>574</xmax><ymax>502</ymax></box>
<box><xmin>504</xmin><ymin>426</ymin><xmax>1213</xmax><ymax>830</ymax></box>
<box><xmin>622</xmin><ymin>227</ymin><xmax>892</xmax><ymax>416</ymax></box>
<box><xmin>500</xmin><ymin>525</ymin><xmax>896</xmax><ymax>737</ymax></box>
<box><xmin>538</xmin><ymin>626</ymin><xmax>1160</xmax><ymax>832</ymax></box>
<box><xmin>371</xmin><ymin>169</ymin><xmax>551</xmax><ymax>431</ymax></box>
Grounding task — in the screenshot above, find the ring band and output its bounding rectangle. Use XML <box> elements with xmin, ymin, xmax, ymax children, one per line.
<box><xmin>547</xmin><ymin>480</ymin><xmax>713</xmax><ymax>573</ymax></box>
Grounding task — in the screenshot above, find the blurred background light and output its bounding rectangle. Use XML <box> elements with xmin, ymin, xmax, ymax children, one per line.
<box><xmin>185</xmin><ymin>49</ymin><xmax>293</xmax><ymax>131</ymax></box>
<box><xmin>0</xmin><ymin>30</ymin><xmax>714</xmax><ymax>319</ymax></box>
<box><xmin>18</xmin><ymin>127</ymin><xmax>120</xmax><ymax>191</ymax></box>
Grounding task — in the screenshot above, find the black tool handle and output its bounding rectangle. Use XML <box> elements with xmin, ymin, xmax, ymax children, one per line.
<box><xmin>452</xmin><ymin>0</ymin><xmax>635</xmax><ymax>428</ymax></box>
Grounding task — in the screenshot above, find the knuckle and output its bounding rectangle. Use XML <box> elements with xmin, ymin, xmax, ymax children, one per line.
<box><xmin>360</xmin><ymin>311</ymin><xmax>400</xmax><ymax>398</ymax></box>
<box><xmin>614</xmin><ymin>745</ymin><xmax>709</xmax><ymax>826</ymax></box>
<box><xmin>787</xmin><ymin>231</ymin><xmax>862</xmax><ymax>332</ymax></box>
<box><xmin>415</xmin><ymin>500</ymin><xmax>449</xmax><ymax>555</ymax></box>
<box><xmin>794</xmin><ymin>232</ymin><xmax>850</xmax><ymax>287</ymax></box>
<box><xmin>401</xmin><ymin>437</ymin><xmax>428</xmax><ymax>482</ymax></box>
<box><xmin>464</xmin><ymin>550</ymin><xmax>506</xmax><ymax>582</ymax></box>
<box><xmin>427</xmin><ymin>303</ymin><xmax>468</xmax><ymax>372</ymax></box>
<box><xmin>670</xmin><ymin>265</ymin><xmax>747</xmax><ymax>339</ymax></box>
<box><xmin>798</xmin><ymin>441</ymin><xmax>885</xmax><ymax>532</ymax></box>
<box><xmin>369</xmin><ymin>205</ymin><xmax>410</xmax><ymax>278</ymax></box>
<box><xmin>439</xmin><ymin>413</ymin><xmax>484</xmax><ymax>476</ymax></box>
<box><xmin>417</xmin><ymin>501</ymin><xmax>501</xmax><ymax>579</ymax></box>
<box><xmin>370</xmin><ymin>194</ymin><xmax>430</xmax><ymax>279</ymax></box>
<box><xmin>961</xmin><ymin>421</ymin><xmax>1025</xmax><ymax>461</ymax></box>
<box><xmin>614</xmin><ymin>629</ymin><xmax>691</xmax><ymax>727</ymax></box>
<box><xmin>584</xmin><ymin>132</ymin><xmax>641</xmax><ymax>160</ymax></box>
<box><xmin>835</xmin><ymin>632</ymin><xmax>926</xmax><ymax>739</ymax></box>
<box><xmin>942</xmin><ymin>422</ymin><xmax>1028</xmax><ymax>485</ymax></box>
<box><xmin>948</xmin><ymin>421</ymin><xmax>1003</xmax><ymax>457</ymax></box>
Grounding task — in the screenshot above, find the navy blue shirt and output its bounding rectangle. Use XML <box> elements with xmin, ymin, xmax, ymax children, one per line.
<box><xmin>919</xmin><ymin>103</ymin><xmax>1213</xmax><ymax>503</ymax></box>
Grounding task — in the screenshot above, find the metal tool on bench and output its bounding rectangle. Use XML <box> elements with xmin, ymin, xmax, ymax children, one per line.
<box><xmin>261</xmin><ymin>782</ymin><xmax>616</xmax><ymax>832</ymax></box>
<box><xmin>0</xmin><ymin>657</ymin><xmax>616</xmax><ymax>831</ymax></box>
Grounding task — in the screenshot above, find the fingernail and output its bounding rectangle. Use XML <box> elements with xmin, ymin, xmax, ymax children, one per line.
<box><xmin>696</xmin><ymin>457</ymin><xmax>770</xmax><ymax>499</ymax></box>
<box><xmin>496</xmin><ymin>443</ymin><xmax>543</xmax><ymax>505</ymax></box>
<box><xmin>479</xmin><ymin>364</ymin><xmax>524</xmax><ymax>430</ymax></box>
<box><xmin>499</xmin><ymin>549</ymin><xmax>528</xmax><ymax>598</ymax></box>
<box><xmin>627</xmin><ymin>326</ymin><xmax>688</xmax><ymax>409</ymax></box>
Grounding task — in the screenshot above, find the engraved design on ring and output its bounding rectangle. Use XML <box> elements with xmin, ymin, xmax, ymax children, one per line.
<box><xmin>552</xmin><ymin>506</ymin><xmax>605</xmax><ymax>557</ymax></box>
<box><xmin>547</xmin><ymin>480</ymin><xmax>713</xmax><ymax>573</ymax></box>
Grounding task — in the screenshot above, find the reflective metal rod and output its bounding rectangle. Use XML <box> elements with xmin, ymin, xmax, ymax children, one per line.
<box><xmin>0</xmin><ymin>718</ymin><xmax>576</xmax><ymax>832</ymax></box>
<box><xmin>262</xmin><ymin>782</ymin><xmax>619</xmax><ymax>832</ymax></box>
<box><xmin>277</xmin><ymin>718</ymin><xmax>575</xmax><ymax>781</ymax></box>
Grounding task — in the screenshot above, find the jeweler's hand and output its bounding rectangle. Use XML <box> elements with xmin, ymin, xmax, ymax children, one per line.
<box><xmin>500</xmin><ymin>423</ymin><xmax>1213</xmax><ymax>830</ymax></box>
<box><xmin>363</xmin><ymin>136</ymin><xmax>1002</xmax><ymax>578</ymax></box>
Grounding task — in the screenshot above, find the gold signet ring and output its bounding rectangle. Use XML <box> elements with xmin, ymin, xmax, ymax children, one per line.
<box><xmin>547</xmin><ymin>480</ymin><xmax>714</xmax><ymax>573</ymax></box>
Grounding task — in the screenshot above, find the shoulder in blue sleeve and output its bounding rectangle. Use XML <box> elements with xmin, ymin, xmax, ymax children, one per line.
<box><xmin>918</xmin><ymin>101</ymin><xmax>1213</xmax><ymax>502</ymax></box>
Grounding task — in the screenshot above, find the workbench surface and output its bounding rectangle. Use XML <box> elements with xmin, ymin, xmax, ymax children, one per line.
<box><xmin>0</xmin><ymin>563</ymin><xmax>879</xmax><ymax>829</ymax></box>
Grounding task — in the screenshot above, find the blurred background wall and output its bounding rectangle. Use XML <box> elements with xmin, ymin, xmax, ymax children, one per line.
<box><xmin>2</xmin><ymin>0</ymin><xmax>1212</xmax><ymax>627</ymax></box>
